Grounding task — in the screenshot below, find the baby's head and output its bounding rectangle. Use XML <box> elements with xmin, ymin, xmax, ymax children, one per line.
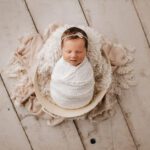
<box><xmin>61</xmin><ymin>27</ymin><xmax>88</xmax><ymax>66</ymax></box>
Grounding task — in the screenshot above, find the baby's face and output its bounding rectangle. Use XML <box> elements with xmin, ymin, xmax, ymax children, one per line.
<box><xmin>62</xmin><ymin>38</ymin><xmax>86</xmax><ymax>66</ymax></box>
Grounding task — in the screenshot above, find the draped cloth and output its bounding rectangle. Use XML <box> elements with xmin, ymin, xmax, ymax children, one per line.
<box><xmin>50</xmin><ymin>56</ymin><xmax>95</xmax><ymax>109</ymax></box>
<box><xmin>3</xmin><ymin>23</ymin><xmax>136</xmax><ymax>126</ymax></box>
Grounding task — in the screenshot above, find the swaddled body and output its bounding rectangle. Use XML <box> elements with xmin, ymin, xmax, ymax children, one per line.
<box><xmin>50</xmin><ymin>56</ymin><xmax>95</xmax><ymax>109</ymax></box>
<box><xmin>50</xmin><ymin>27</ymin><xmax>95</xmax><ymax>109</ymax></box>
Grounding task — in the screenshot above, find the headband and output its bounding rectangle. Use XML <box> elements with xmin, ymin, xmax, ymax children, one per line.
<box><xmin>61</xmin><ymin>32</ymin><xmax>88</xmax><ymax>41</ymax></box>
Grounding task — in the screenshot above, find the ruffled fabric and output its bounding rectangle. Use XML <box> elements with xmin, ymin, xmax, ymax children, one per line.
<box><xmin>3</xmin><ymin>23</ymin><xmax>136</xmax><ymax>126</ymax></box>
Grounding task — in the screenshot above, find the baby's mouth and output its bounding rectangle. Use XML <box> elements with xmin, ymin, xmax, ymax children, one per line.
<box><xmin>70</xmin><ymin>60</ymin><xmax>77</xmax><ymax>62</ymax></box>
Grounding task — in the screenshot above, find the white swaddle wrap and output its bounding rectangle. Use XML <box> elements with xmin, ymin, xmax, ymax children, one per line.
<box><xmin>50</xmin><ymin>56</ymin><xmax>95</xmax><ymax>109</ymax></box>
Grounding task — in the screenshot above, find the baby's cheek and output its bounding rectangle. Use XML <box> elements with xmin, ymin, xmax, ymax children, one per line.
<box><xmin>78</xmin><ymin>55</ymin><xmax>85</xmax><ymax>63</ymax></box>
<box><xmin>81</xmin><ymin>53</ymin><xmax>86</xmax><ymax>59</ymax></box>
<box><xmin>62</xmin><ymin>53</ymin><xmax>69</xmax><ymax>59</ymax></box>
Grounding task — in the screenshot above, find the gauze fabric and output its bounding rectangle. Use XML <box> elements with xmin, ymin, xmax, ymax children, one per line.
<box><xmin>50</xmin><ymin>56</ymin><xmax>95</xmax><ymax>109</ymax></box>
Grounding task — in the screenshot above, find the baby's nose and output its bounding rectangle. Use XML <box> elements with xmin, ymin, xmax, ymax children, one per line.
<box><xmin>71</xmin><ymin>52</ymin><xmax>77</xmax><ymax>58</ymax></box>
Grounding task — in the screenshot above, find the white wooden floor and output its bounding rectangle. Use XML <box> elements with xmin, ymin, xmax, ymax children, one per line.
<box><xmin>0</xmin><ymin>0</ymin><xmax>150</xmax><ymax>150</ymax></box>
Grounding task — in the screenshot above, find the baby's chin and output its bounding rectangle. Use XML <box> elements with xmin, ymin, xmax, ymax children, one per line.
<box><xmin>62</xmin><ymin>57</ymin><xmax>85</xmax><ymax>66</ymax></box>
<box><xmin>69</xmin><ymin>60</ymin><xmax>81</xmax><ymax>66</ymax></box>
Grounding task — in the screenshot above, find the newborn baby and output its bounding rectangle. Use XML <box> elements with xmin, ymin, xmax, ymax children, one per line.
<box><xmin>50</xmin><ymin>27</ymin><xmax>95</xmax><ymax>109</ymax></box>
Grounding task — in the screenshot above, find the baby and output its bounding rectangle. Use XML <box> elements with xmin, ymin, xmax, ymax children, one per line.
<box><xmin>50</xmin><ymin>27</ymin><xmax>95</xmax><ymax>109</ymax></box>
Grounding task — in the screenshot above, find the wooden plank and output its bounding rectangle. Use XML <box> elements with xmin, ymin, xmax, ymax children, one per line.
<box><xmin>25</xmin><ymin>0</ymin><xmax>87</xmax><ymax>34</ymax></box>
<box><xmin>21</xmin><ymin>118</ymin><xmax>83</xmax><ymax>150</ymax></box>
<box><xmin>0</xmin><ymin>0</ymin><xmax>36</xmax><ymax>117</ymax></box>
<box><xmin>0</xmin><ymin>0</ymin><xmax>36</xmax><ymax>72</ymax></box>
<box><xmin>26</xmin><ymin>0</ymin><xmax>138</xmax><ymax>149</ymax></box>
<box><xmin>79</xmin><ymin>0</ymin><xmax>150</xmax><ymax>149</ymax></box>
<box><xmin>0</xmin><ymin>75</ymin><xmax>32</xmax><ymax>150</ymax></box>
<box><xmin>75</xmin><ymin>104</ymin><xmax>136</xmax><ymax>150</ymax></box>
<box><xmin>133</xmin><ymin>0</ymin><xmax>150</xmax><ymax>46</ymax></box>
<box><xmin>0</xmin><ymin>0</ymin><xmax>84</xmax><ymax>150</ymax></box>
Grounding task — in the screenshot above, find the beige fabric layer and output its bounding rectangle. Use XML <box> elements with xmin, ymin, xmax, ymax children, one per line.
<box><xmin>4</xmin><ymin>23</ymin><xmax>136</xmax><ymax>126</ymax></box>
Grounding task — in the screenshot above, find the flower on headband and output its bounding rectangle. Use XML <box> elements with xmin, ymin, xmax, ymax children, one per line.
<box><xmin>61</xmin><ymin>32</ymin><xmax>88</xmax><ymax>41</ymax></box>
<box><xmin>75</xmin><ymin>32</ymin><xmax>84</xmax><ymax>38</ymax></box>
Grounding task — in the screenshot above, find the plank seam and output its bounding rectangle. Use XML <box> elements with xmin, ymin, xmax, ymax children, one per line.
<box><xmin>23</xmin><ymin>0</ymin><xmax>39</xmax><ymax>33</ymax></box>
<box><xmin>78</xmin><ymin>0</ymin><xmax>90</xmax><ymax>26</ymax></box>
<box><xmin>73</xmin><ymin>120</ymin><xmax>86</xmax><ymax>150</ymax></box>
<box><xmin>117</xmin><ymin>96</ymin><xmax>139</xmax><ymax>150</ymax></box>
<box><xmin>132</xmin><ymin>0</ymin><xmax>150</xmax><ymax>48</ymax></box>
<box><xmin>0</xmin><ymin>74</ymin><xmax>34</xmax><ymax>150</ymax></box>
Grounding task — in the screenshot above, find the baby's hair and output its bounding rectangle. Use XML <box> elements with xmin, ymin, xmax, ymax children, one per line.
<box><xmin>61</xmin><ymin>27</ymin><xmax>88</xmax><ymax>49</ymax></box>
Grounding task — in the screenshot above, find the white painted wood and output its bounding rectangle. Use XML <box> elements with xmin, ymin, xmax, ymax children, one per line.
<box><xmin>26</xmin><ymin>0</ymin><xmax>139</xmax><ymax>149</ymax></box>
<box><xmin>0</xmin><ymin>0</ymin><xmax>36</xmax><ymax>73</ymax></box>
<box><xmin>79</xmin><ymin>0</ymin><xmax>150</xmax><ymax>149</ymax></box>
<box><xmin>75</xmin><ymin>104</ymin><xmax>136</xmax><ymax>150</ymax></box>
<box><xmin>22</xmin><ymin>118</ymin><xmax>83</xmax><ymax>150</ymax></box>
<box><xmin>25</xmin><ymin>0</ymin><xmax>87</xmax><ymax>34</ymax></box>
<box><xmin>0</xmin><ymin>77</ymin><xmax>32</xmax><ymax>150</ymax></box>
<box><xmin>0</xmin><ymin>0</ymin><xmax>37</xmax><ymax>118</ymax></box>
<box><xmin>0</xmin><ymin>0</ymin><xmax>84</xmax><ymax>150</ymax></box>
<box><xmin>133</xmin><ymin>0</ymin><xmax>150</xmax><ymax>45</ymax></box>
<box><xmin>1</xmin><ymin>0</ymin><xmax>148</xmax><ymax>149</ymax></box>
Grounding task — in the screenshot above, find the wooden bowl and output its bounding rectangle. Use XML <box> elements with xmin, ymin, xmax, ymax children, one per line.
<box><xmin>34</xmin><ymin>68</ymin><xmax>109</xmax><ymax>118</ymax></box>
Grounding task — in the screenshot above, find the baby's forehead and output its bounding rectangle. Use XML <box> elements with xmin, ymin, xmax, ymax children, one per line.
<box><xmin>63</xmin><ymin>37</ymin><xmax>85</xmax><ymax>42</ymax></box>
<box><xmin>62</xmin><ymin>41</ymin><xmax>86</xmax><ymax>52</ymax></box>
<box><xmin>63</xmin><ymin>38</ymin><xmax>86</xmax><ymax>46</ymax></box>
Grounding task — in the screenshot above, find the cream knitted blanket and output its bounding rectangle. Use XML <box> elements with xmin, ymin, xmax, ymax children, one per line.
<box><xmin>50</xmin><ymin>56</ymin><xmax>95</xmax><ymax>109</ymax></box>
<box><xmin>4</xmin><ymin>23</ymin><xmax>136</xmax><ymax>126</ymax></box>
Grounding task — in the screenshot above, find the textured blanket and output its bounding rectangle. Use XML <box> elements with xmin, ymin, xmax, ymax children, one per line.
<box><xmin>50</xmin><ymin>56</ymin><xmax>95</xmax><ymax>109</ymax></box>
<box><xmin>4</xmin><ymin>23</ymin><xmax>136</xmax><ymax>126</ymax></box>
